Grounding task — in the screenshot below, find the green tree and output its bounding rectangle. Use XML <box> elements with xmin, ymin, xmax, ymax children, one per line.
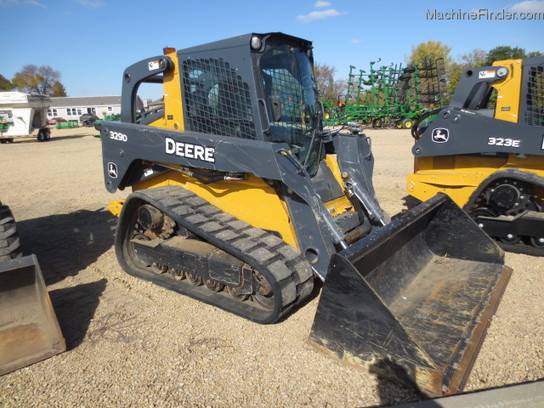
<box><xmin>408</xmin><ymin>41</ymin><xmax>454</xmax><ymax>103</ymax></box>
<box><xmin>11</xmin><ymin>64</ymin><xmax>66</xmax><ymax>96</ymax></box>
<box><xmin>409</xmin><ymin>41</ymin><xmax>453</xmax><ymax>67</ymax></box>
<box><xmin>0</xmin><ymin>74</ymin><xmax>12</xmax><ymax>91</ymax></box>
<box><xmin>485</xmin><ymin>46</ymin><xmax>526</xmax><ymax>65</ymax></box>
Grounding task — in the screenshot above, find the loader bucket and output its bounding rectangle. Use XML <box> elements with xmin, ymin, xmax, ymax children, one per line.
<box><xmin>0</xmin><ymin>255</ymin><xmax>65</xmax><ymax>375</ymax></box>
<box><xmin>310</xmin><ymin>194</ymin><xmax>512</xmax><ymax>397</ymax></box>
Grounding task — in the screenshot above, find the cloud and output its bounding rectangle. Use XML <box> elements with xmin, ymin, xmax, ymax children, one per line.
<box><xmin>26</xmin><ymin>0</ymin><xmax>46</xmax><ymax>7</ymax></box>
<box><xmin>508</xmin><ymin>0</ymin><xmax>544</xmax><ymax>12</ymax></box>
<box><xmin>314</xmin><ymin>1</ymin><xmax>331</xmax><ymax>7</ymax></box>
<box><xmin>351</xmin><ymin>39</ymin><xmax>362</xmax><ymax>44</ymax></box>
<box><xmin>297</xmin><ymin>8</ymin><xmax>346</xmax><ymax>22</ymax></box>
<box><xmin>77</xmin><ymin>0</ymin><xmax>105</xmax><ymax>8</ymax></box>
<box><xmin>0</xmin><ymin>0</ymin><xmax>46</xmax><ymax>8</ymax></box>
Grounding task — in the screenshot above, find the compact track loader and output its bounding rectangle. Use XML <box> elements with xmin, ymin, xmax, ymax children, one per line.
<box><xmin>408</xmin><ymin>57</ymin><xmax>544</xmax><ymax>255</ymax></box>
<box><xmin>100</xmin><ymin>33</ymin><xmax>511</xmax><ymax>396</ymax></box>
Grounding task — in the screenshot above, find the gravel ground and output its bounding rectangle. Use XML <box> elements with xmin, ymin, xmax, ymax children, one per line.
<box><xmin>0</xmin><ymin>127</ymin><xmax>542</xmax><ymax>408</ymax></box>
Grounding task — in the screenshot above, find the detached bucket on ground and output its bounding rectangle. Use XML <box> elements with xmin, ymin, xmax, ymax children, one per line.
<box><xmin>0</xmin><ymin>255</ymin><xmax>65</xmax><ymax>375</ymax></box>
<box><xmin>310</xmin><ymin>194</ymin><xmax>512</xmax><ymax>397</ymax></box>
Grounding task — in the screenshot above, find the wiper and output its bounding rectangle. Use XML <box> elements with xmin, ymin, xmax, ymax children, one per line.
<box><xmin>302</xmin><ymin>103</ymin><xmax>321</xmax><ymax>169</ymax></box>
<box><xmin>302</xmin><ymin>126</ymin><xmax>318</xmax><ymax>169</ymax></box>
<box><xmin>318</xmin><ymin>127</ymin><xmax>343</xmax><ymax>140</ymax></box>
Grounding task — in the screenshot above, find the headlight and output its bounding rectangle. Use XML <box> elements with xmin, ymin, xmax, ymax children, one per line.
<box><xmin>250</xmin><ymin>35</ymin><xmax>262</xmax><ymax>50</ymax></box>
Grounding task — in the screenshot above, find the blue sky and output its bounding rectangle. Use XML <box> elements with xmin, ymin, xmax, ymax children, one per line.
<box><xmin>0</xmin><ymin>0</ymin><xmax>542</xmax><ymax>100</ymax></box>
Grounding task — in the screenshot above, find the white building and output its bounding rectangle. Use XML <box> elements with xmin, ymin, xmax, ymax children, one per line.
<box><xmin>47</xmin><ymin>96</ymin><xmax>122</xmax><ymax>120</ymax></box>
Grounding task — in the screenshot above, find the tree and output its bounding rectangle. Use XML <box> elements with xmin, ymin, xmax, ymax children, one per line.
<box><xmin>404</xmin><ymin>43</ymin><xmax>542</xmax><ymax>106</ymax></box>
<box><xmin>50</xmin><ymin>81</ymin><xmax>67</xmax><ymax>97</ymax></box>
<box><xmin>461</xmin><ymin>48</ymin><xmax>488</xmax><ymax>66</ymax></box>
<box><xmin>408</xmin><ymin>41</ymin><xmax>454</xmax><ymax>103</ymax></box>
<box><xmin>409</xmin><ymin>41</ymin><xmax>453</xmax><ymax>67</ymax></box>
<box><xmin>447</xmin><ymin>49</ymin><xmax>489</xmax><ymax>95</ymax></box>
<box><xmin>11</xmin><ymin>65</ymin><xmax>65</xmax><ymax>96</ymax></box>
<box><xmin>447</xmin><ymin>61</ymin><xmax>464</xmax><ymax>96</ymax></box>
<box><xmin>485</xmin><ymin>46</ymin><xmax>526</xmax><ymax>65</ymax></box>
<box><xmin>314</xmin><ymin>63</ymin><xmax>346</xmax><ymax>105</ymax></box>
<box><xmin>0</xmin><ymin>74</ymin><xmax>12</xmax><ymax>91</ymax></box>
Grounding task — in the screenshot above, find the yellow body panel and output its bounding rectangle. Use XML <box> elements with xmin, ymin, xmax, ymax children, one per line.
<box><xmin>492</xmin><ymin>59</ymin><xmax>523</xmax><ymax>123</ymax></box>
<box><xmin>325</xmin><ymin>154</ymin><xmax>344</xmax><ymax>186</ymax></box>
<box><xmin>129</xmin><ymin>171</ymin><xmax>298</xmax><ymax>248</ymax></box>
<box><xmin>324</xmin><ymin>154</ymin><xmax>353</xmax><ymax>215</ymax></box>
<box><xmin>162</xmin><ymin>50</ymin><xmax>185</xmax><ymax>131</ymax></box>
<box><xmin>108</xmin><ymin>200</ymin><xmax>124</xmax><ymax>217</ymax></box>
<box><xmin>407</xmin><ymin>155</ymin><xmax>544</xmax><ymax>208</ymax></box>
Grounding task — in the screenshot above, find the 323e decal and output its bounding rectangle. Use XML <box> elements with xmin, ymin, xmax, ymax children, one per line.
<box><xmin>487</xmin><ymin>137</ymin><xmax>520</xmax><ymax>148</ymax></box>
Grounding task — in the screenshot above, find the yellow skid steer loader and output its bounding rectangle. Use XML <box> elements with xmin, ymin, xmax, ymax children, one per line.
<box><xmin>407</xmin><ymin>57</ymin><xmax>544</xmax><ymax>255</ymax></box>
<box><xmin>99</xmin><ymin>33</ymin><xmax>511</xmax><ymax>396</ymax></box>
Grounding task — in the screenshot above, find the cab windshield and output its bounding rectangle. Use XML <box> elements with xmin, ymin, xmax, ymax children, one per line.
<box><xmin>259</xmin><ymin>44</ymin><xmax>321</xmax><ymax>174</ymax></box>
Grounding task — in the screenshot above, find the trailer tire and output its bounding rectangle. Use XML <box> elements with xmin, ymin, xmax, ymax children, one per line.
<box><xmin>37</xmin><ymin>128</ymin><xmax>50</xmax><ymax>142</ymax></box>
<box><xmin>0</xmin><ymin>203</ymin><xmax>22</xmax><ymax>261</ymax></box>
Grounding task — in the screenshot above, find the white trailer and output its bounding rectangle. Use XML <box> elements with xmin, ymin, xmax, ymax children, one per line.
<box><xmin>0</xmin><ymin>92</ymin><xmax>51</xmax><ymax>143</ymax></box>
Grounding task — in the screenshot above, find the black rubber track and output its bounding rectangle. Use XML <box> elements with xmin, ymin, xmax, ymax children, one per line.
<box><xmin>115</xmin><ymin>185</ymin><xmax>314</xmax><ymax>324</ymax></box>
<box><xmin>464</xmin><ymin>169</ymin><xmax>544</xmax><ymax>256</ymax></box>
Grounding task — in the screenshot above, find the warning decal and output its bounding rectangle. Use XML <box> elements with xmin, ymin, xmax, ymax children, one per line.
<box><xmin>479</xmin><ymin>70</ymin><xmax>496</xmax><ymax>79</ymax></box>
<box><xmin>148</xmin><ymin>60</ymin><xmax>160</xmax><ymax>71</ymax></box>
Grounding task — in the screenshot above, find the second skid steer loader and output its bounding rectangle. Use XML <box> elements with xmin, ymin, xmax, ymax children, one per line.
<box><xmin>407</xmin><ymin>57</ymin><xmax>544</xmax><ymax>255</ymax></box>
<box><xmin>100</xmin><ymin>33</ymin><xmax>511</xmax><ymax>397</ymax></box>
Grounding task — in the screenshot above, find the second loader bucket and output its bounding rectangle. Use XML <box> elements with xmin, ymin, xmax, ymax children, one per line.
<box><xmin>310</xmin><ymin>194</ymin><xmax>512</xmax><ymax>397</ymax></box>
<box><xmin>0</xmin><ymin>255</ymin><xmax>66</xmax><ymax>375</ymax></box>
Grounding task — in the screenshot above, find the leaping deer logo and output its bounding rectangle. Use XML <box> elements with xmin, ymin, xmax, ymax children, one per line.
<box><xmin>108</xmin><ymin>162</ymin><xmax>118</xmax><ymax>179</ymax></box>
<box><xmin>432</xmin><ymin>128</ymin><xmax>449</xmax><ymax>143</ymax></box>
